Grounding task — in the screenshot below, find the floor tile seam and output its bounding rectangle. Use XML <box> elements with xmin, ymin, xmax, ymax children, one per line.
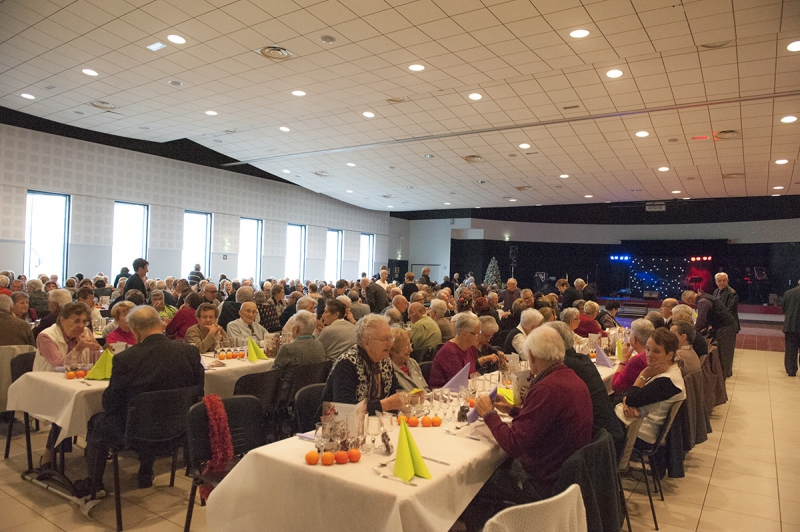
<box><xmin>764</xmin><ymin>349</ymin><xmax>784</xmax><ymax>526</ymax></box>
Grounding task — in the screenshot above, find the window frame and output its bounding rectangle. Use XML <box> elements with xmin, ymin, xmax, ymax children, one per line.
<box><xmin>285</xmin><ymin>223</ymin><xmax>307</xmax><ymax>280</ymax></box>
<box><xmin>182</xmin><ymin>210</ymin><xmax>212</xmax><ymax>277</ymax></box>
<box><xmin>238</xmin><ymin>217</ymin><xmax>263</xmax><ymax>283</ymax></box>
<box><xmin>111</xmin><ymin>201</ymin><xmax>149</xmax><ymax>278</ymax></box>
<box><xmin>24</xmin><ymin>190</ymin><xmax>70</xmax><ymax>281</ymax></box>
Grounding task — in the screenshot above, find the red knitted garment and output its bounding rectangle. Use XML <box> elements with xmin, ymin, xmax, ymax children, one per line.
<box><xmin>199</xmin><ymin>394</ymin><xmax>233</xmax><ymax>501</ymax></box>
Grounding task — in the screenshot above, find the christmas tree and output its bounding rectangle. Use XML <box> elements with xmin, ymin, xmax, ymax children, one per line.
<box><xmin>484</xmin><ymin>257</ymin><xmax>501</xmax><ymax>287</ymax></box>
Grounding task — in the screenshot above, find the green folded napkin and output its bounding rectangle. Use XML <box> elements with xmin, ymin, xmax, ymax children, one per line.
<box><xmin>497</xmin><ymin>387</ymin><xmax>515</xmax><ymax>405</ymax></box>
<box><xmin>85</xmin><ymin>348</ymin><xmax>114</xmax><ymax>380</ymax></box>
<box><xmin>394</xmin><ymin>418</ymin><xmax>431</xmax><ymax>482</ymax></box>
<box><xmin>247</xmin><ymin>336</ymin><xmax>268</xmax><ymax>362</ymax></box>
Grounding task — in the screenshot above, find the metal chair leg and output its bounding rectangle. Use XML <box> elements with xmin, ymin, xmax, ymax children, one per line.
<box><xmin>23</xmin><ymin>413</ymin><xmax>32</xmax><ymax>471</ymax></box>
<box><xmin>170</xmin><ymin>448</ymin><xmax>179</xmax><ymax>487</ymax></box>
<box><xmin>640</xmin><ymin>454</ymin><xmax>658</xmax><ymax>530</ymax></box>
<box><xmin>184</xmin><ymin>481</ymin><xmax>198</xmax><ymax>532</ymax></box>
<box><xmin>4</xmin><ymin>411</ymin><xmax>13</xmax><ymax>459</ymax></box>
<box><xmin>617</xmin><ymin>471</ymin><xmax>632</xmax><ymax>532</ymax></box>
<box><xmin>113</xmin><ymin>451</ymin><xmax>123</xmax><ymax>531</ymax></box>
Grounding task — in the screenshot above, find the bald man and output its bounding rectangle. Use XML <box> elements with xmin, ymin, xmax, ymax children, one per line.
<box><xmin>409</xmin><ymin>302</ymin><xmax>441</xmax><ymax>351</ymax></box>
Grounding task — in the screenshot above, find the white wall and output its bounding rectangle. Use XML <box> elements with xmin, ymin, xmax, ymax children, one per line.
<box><xmin>0</xmin><ymin>124</ymin><xmax>389</xmax><ymax>281</ymax></box>
<box><xmin>405</xmin><ymin>218</ymin><xmax>473</xmax><ymax>283</ymax></box>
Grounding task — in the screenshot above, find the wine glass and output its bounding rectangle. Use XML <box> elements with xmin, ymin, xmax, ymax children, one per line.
<box><xmin>314</xmin><ymin>422</ymin><xmax>328</xmax><ymax>454</ymax></box>
<box><xmin>367</xmin><ymin>416</ymin><xmax>381</xmax><ymax>452</ymax></box>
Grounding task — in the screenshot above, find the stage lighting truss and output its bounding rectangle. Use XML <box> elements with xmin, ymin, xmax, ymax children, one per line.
<box><xmin>610</xmin><ymin>255</ymin><xmax>631</xmax><ymax>261</ymax></box>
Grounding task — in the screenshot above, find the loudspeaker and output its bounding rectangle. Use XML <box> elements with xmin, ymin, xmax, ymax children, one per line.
<box><xmin>509</xmin><ymin>246</ymin><xmax>518</xmax><ymax>267</ymax></box>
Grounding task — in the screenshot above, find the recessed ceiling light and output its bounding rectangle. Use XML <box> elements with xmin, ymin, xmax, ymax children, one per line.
<box><xmin>635</xmin><ymin>131</ymin><xmax>649</xmax><ymax>137</ymax></box>
<box><xmin>658</xmin><ymin>167</ymin><xmax>669</xmax><ymax>171</ymax></box>
<box><xmin>146</xmin><ymin>42</ymin><xmax>166</xmax><ymax>51</ymax></box>
<box><xmin>320</xmin><ymin>35</ymin><xmax>336</xmax><ymax>44</ymax></box>
<box><xmin>559</xmin><ymin>174</ymin><xmax>569</xmax><ymax>178</ymax></box>
<box><xmin>776</xmin><ymin>159</ymin><xmax>789</xmax><ymax>164</ymax></box>
<box><xmin>363</xmin><ymin>111</ymin><xmax>375</xmax><ymax>118</ymax></box>
<box><xmin>772</xmin><ymin>194</ymin><xmax>781</xmax><ymax>197</ymax></box>
<box><xmin>477</xmin><ymin>180</ymin><xmax>486</xmax><ymax>184</ymax></box>
<box><xmin>346</xmin><ymin>189</ymin><xmax>353</xmax><ymax>193</ymax></box>
<box><xmin>282</xmin><ymin>169</ymin><xmax>291</xmax><ymax>174</ymax></box>
<box><xmin>475</xmin><ymin>206</ymin><xmax>481</xmax><ymax>209</ymax></box>
<box><xmin>682</xmin><ymin>197</ymin><xmax>690</xmax><ymax>200</ymax></box>
<box><xmin>346</xmin><ymin>163</ymin><xmax>356</xmax><ymax>167</ymax></box>
<box><xmin>82</xmin><ymin>68</ymin><xmax>98</xmax><ymax>76</ymax></box>
<box><xmin>279</xmin><ymin>126</ymin><xmax>290</xmax><ymax>132</ymax></box>
<box><xmin>291</xmin><ymin>90</ymin><xmax>306</xmax><ymax>96</ymax></box>
<box><xmin>570</xmin><ymin>29</ymin><xmax>590</xmax><ymax>38</ymax></box>
<box><xmin>584</xmin><ymin>195</ymin><xmax>593</xmax><ymax>198</ymax></box>
<box><xmin>408</xmin><ymin>64</ymin><xmax>425</xmax><ymax>71</ymax></box>
<box><xmin>519</xmin><ymin>143</ymin><xmax>530</xmax><ymax>149</ymax></box>
<box><xmin>205</xmin><ymin>110</ymin><xmax>218</xmax><ymax>116</ymax></box>
<box><xmin>444</xmin><ymin>202</ymin><xmax>451</xmax><ymax>205</ymax></box>
<box><xmin>74</xmin><ymin>111</ymin><xmax>84</xmax><ymax>115</ymax></box>
<box><xmin>167</xmin><ymin>35</ymin><xmax>186</xmax><ymax>44</ymax></box>
<box><xmin>424</xmin><ymin>154</ymin><xmax>435</xmax><ymax>159</ymax></box>
<box><xmin>313</xmin><ymin>171</ymin><xmax>329</xmax><ymax>177</ymax></box>
<box><xmin>781</xmin><ymin>115</ymin><xmax>797</xmax><ymax>123</ymax></box>
<box><xmin>20</xmin><ymin>93</ymin><xmax>35</xmax><ymax>100</ymax></box>
<box><xmin>405</xmin><ymin>185</ymin><xmax>413</xmax><ymax>189</ymax></box>
<box><xmin>508</xmin><ymin>198</ymin><xmax>517</xmax><ymax>202</ymax></box>
<box><xmin>774</xmin><ymin>186</ymin><xmax>785</xmax><ymax>190</ymax></box>
<box><xmin>387</xmin><ymin>205</ymin><xmax>394</xmax><ymax>208</ymax></box>
<box><xmin>468</xmin><ymin>93</ymin><xmax>482</xmax><ymax>101</ymax></box>
<box><xmin>671</xmin><ymin>190</ymin><xmax>681</xmax><ymax>194</ymax></box>
<box><xmin>168</xmin><ymin>80</ymin><xmax>183</xmax><ymax>87</ymax></box>
<box><xmin>606</xmin><ymin>69</ymin><xmax>623</xmax><ymax>78</ymax></box>
<box><xmin>788</xmin><ymin>41</ymin><xmax>800</xmax><ymax>52</ymax></box>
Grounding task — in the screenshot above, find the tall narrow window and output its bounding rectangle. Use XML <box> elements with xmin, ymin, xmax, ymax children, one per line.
<box><xmin>182</xmin><ymin>211</ymin><xmax>211</xmax><ymax>278</ymax></box>
<box><xmin>25</xmin><ymin>191</ymin><xmax>69</xmax><ymax>280</ymax></box>
<box><xmin>285</xmin><ymin>224</ymin><xmax>306</xmax><ymax>280</ymax></box>
<box><xmin>111</xmin><ymin>202</ymin><xmax>148</xmax><ymax>278</ymax></box>
<box><xmin>359</xmin><ymin>233</ymin><xmax>375</xmax><ymax>278</ymax></box>
<box><xmin>325</xmin><ymin>229</ymin><xmax>343</xmax><ymax>282</ymax></box>
<box><xmin>238</xmin><ymin>218</ymin><xmax>263</xmax><ymax>283</ymax></box>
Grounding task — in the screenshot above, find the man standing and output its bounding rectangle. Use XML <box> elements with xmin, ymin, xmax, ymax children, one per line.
<box><xmin>316</xmin><ymin>299</ymin><xmax>356</xmax><ymax>362</ymax></box>
<box><xmin>556</xmin><ymin>278</ymin><xmax>582</xmax><ymax>310</ymax></box>
<box><xmin>408</xmin><ymin>302</ymin><xmax>442</xmax><ymax>351</ymax></box>
<box><xmin>714</xmin><ymin>272</ymin><xmax>740</xmax><ymax>333</ymax></box>
<box><xmin>419</xmin><ymin>267</ymin><xmax>432</xmax><ymax>287</ymax></box>
<box><xmin>227</xmin><ymin>301</ymin><xmax>267</xmax><ymax>343</ymax></box>
<box><xmin>123</xmin><ymin>258</ymin><xmax>148</xmax><ymax>297</ymax></box>
<box><xmin>682</xmin><ymin>290</ymin><xmax>737</xmax><ymax>378</ymax></box>
<box><xmin>575</xmin><ymin>278</ymin><xmax>598</xmax><ymax>303</ymax></box>
<box><xmin>498</xmin><ymin>278</ymin><xmax>521</xmax><ymax>310</ymax></box>
<box><xmin>75</xmin><ymin>305</ymin><xmax>204</xmax><ymax>495</ymax></box>
<box><xmin>782</xmin><ymin>281</ymin><xmax>800</xmax><ymax>376</ymax></box>
<box><xmin>362</xmin><ymin>277</ymin><xmax>390</xmax><ymax>314</ymax></box>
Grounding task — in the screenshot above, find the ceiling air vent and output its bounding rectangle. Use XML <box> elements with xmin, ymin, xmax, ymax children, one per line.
<box><xmin>515</xmin><ymin>185</ymin><xmax>532</xmax><ymax>191</ymax></box>
<box><xmin>464</xmin><ymin>155</ymin><xmax>484</xmax><ymax>163</ymax></box>
<box><xmin>90</xmin><ymin>101</ymin><xmax>116</xmax><ymax>110</ymax></box>
<box><xmin>699</xmin><ymin>41</ymin><xmax>732</xmax><ymax>49</ymax></box>
<box><xmin>387</xmin><ymin>96</ymin><xmax>410</xmax><ymax>104</ymax></box>
<box><xmin>313</xmin><ymin>171</ymin><xmax>329</xmax><ymax>177</ymax></box>
<box><xmin>256</xmin><ymin>46</ymin><xmax>295</xmax><ymax>60</ymax></box>
<box><xmin>714</xmin><ymin>130</ymin><xmax>739</xmax><ymax>140</ymax></box>
<box><xmin>722</xmin><ymin>173</ymin><xmax>745</xmax><ymax>179</ymax></box>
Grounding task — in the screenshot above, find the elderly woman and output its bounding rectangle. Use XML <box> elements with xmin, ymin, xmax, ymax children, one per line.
<box><xmin>429</xmin><ymin>314</ymin><xmax>492</xmax><ymax>388</ymax></box>
<box><xmin>10</xmin><ymin>291</ymin><xmax>38</xmax><ymax>323</ymax></box>
<box><xmin>477</xmin><ymin>316</ymin><xmax>504</xmax><ymax>373</ymax></box>
<box><xmin>150</xmin><ymin>289</ymin><xmax>177</xmax><ymax>320</ymax></box>
<box><xmin>165</xmin><ymin>291</ymin><xmax>202</xmax><ymax>341</ymax></box>
<box><xmin>450</xmin><ymin>296</ymin><xmax>475</xmax><ymax>324</ymax></box>
<box><xmin>401</xmin><ymin>272</ymin><xmax>418</xmax><ymax>300</ymax></box>
<box><xmin>185</xmin><ymin>302</ymin><xmax>229</xmax><ymax>354</ymax></box>
<box><xmin>105</xmin><ymin>301</ymin><xmax>136</xmax><ymax>347</ymax></box>
<box><xmin>539</xmin><ymin>306</ymin><xmax>555</xmax><ymax>323</ymax></box>
<box><xmin>26</xmin><ymin>278</ymin><xmax>49</xmax><ymax>318</ymax></box>
<box><xmin>617</xmin><ymin>328</ymin><xmax>686</xmax><ymax>448</ymax></box>
<box><xmin>320</xmin><ymin>314</ymin><xmax>406</xmax><ymax>415</ymax></box>
<box><xmin>504</xmin><ymin>308</ymin><xmax>544</xmax><ymax>358</ymax></box>
<box><xmin>389</xmin><ymin>327</ymin><xmax>430</xmax><ymax>392</ymax></box>
<box><xmin>575</xmin><ymin>301</ymin><xmax>607</xmax><ymax>338</ymax></box>
<box><xmin>258</xmin><ymin>285</ymin><xmax>286</xmax><ymax>333</ymax></box>
<box><xmin>597</xmin><ymin>300</ymin><xmax>622</xmax><ymax>329</ymax></box>
<box><xmin>671</xmin><ymin>304</ymin><xmax>709</xmax><ymax>357</ymax></box>
<box><xmin>670</xmin><ymin>320</ymin><xmax>702</xmax><ymax>376</ymax></box>
<box><xmin>560</xmin><ymin>307</ymin><xmax>581</xmax><ymax>334</ymax></box>
<box><xmin>44</xmin><ymin>280</ymin><xmax>58</xmax><ymax>292</ymax></box>
<box><xmin>612</xmin><ymin>318</ymin><xmax>655</xmax><ymax>396</ymax></box>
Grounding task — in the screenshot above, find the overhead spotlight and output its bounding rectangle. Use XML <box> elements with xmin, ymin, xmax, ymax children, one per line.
<box><xmin>569</xmin><ymin>29</ymin><xmax>590</xmax><ymax>38</ymax></box>
<box><xmin>282</xmin><ymin>169</ymin><xmax>291</xmax><ymax>174</ymax></box>
<box><xmin>20</xmin><ymin>93</ymin><xmax>35</xmax><ymax>100</ymax></box>
<box><xmin>346</xmin><ymin>190</ymin><xmax>353</xmax><ymax>193</ymax></box>
<box><xmin>781</xmin><ymin>115</ymin><xmax>797</xmax><ymax>123</ymax></box>
<box><xmin>519</xmin><ymin>143</ymin><xmax>530</xmax><ymax>149</ymax></box>
<box><xmin>635</xmin><ymin>131</ymin><xmax>649</xmax><ymax>137</ymax></box>
<box><xmin>559</xmin><ymin>174</ymin><xmax>569</xmax><ymax>178</ymax></box>
<box><xmin>363</xmin><ymin>111</ymin><xmax>375</xmax><ymax>118</ymax></box>
<box><xmin>658</xmin><ymin>167</ymin><xmax>669</xmax><ymax>171</ymax></box>
<box><xmin>279</xmin><ymin>126</ymin><xmax>290</xmax><ymax>132</ymax></box>
<box><xmin>346</xmin><ymin>163</ymin><xmax>356</xmax><ymax>167</ymax></box>
<box><xmin>291</xmin><ymin>90</ymin><xmax>306</xmax><ymax>96</ymax></box>
<box><xmin>82</xmin><ymin>68</ymin><xmax>99</xmax><ymax>76</ymax></box>
<box><xmin>167</xmin><ymin>35</ymin><xmax>186</xmax><ymax>44</ymax></box>
<box><xmin>671</xmin><ymin>190</ymin><xmax>681</xmax><ymax>194</ymax></box>
<box><xmin>584</xmin><ymin>194</ymin><xmax>593</xmax><ymax>198</ymax></box>
<box><xmin>205</xmin><ymin>110</ymin><xmax>218</xmax><ymax>116</ymax></box>
<box><xmin>468</xmin><ymin>93</ymin><xmax>482</xmax><ymax>100</ymax></box>
<box><xmin>775</xmin><ymin>159</ymin><xmax>789</xmax><ymax>164</ymax></box>
<box><xmin>606</xmin><ymin>69</ymin><xmax>623</xmax><ymax>78</ymax></box>
<box><xmin>408</xmin><ymin>64</ymin><xmax>425</xmax><ymax>71</ymax></box>
<box><xmin>787</xmin><ymin>41</ymin><xmax>800</xmax><ymax>52</ymax></box>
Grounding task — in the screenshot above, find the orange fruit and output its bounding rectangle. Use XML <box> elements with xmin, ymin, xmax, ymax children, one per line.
<box><xmin>75</xmin><ymin>370</ymin><xmax>86</xmax><ymax>379</ymax></box>
<box><xmin>407</xmin><ymin>416</ymin><xmax>419</xmax><ymax>427</ymax></box>
<box><xmin>431</xmin><ymin>416</ymin><xmax>442</xmax><ymax>427</ymax></box>
<box><xmin>305</xmin><ymin>450</ymin><xmax>319</xmax><ymax>465</ymax></box>
<box><xmin>321</xmin><ymin>452</ymin><xmax>335</xmax><ymax>466</ymax></box>
<box><xmin>239</xmin><ymin>351</ymin><xmax>246</xmax><ymax>358</ymax></box>
<box><xmin>397</xmin><ymin>415</ymin><xmax>408</xmax><ymax>425</ymax></box>
<box><xmin>421</xmin><ymin>416</ymin><xmax>432</xmax><ymax>427</ymax></box>
<box><xmin>468</xmin><ymin>398</ymin><xmax>476</xmax><ymax>408</ymax></box>
<box><xmin>347</xmin><ymin>448</ymin><xmax>361</xmax><ymax>463</ymax></box>
<box><xmin>334</xmin><ymin>450</ymin><xmax>349</xmax><ymax>464</ymax></box>
<box><xmin>65</xmin><ymin>371</ymin><xmax>76</xmax><ymax>380</ymax></box>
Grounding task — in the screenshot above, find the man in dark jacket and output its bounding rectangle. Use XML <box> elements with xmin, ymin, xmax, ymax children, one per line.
<box><xmin>556</xmin><ymin>278</ymin><xmax>582</xmax><ymax>310</ymax></box>
<box><xmin>361</xmin><ymin>277</ymin><xmax>389</xmax><ymax>314</ymax></box>
<box><xmin>576</xmin><ymin>278</ymin><xmax>599</xmax><ymax>303</ymax></box>
<box><xmin>682</xmin><ymin>290</ymin><xmax>737</xmax><ymax>378</ymax></box>
<box><xmin>713</xmin><ymin>272</ymin><xmax>740</xmax><ymax>332</ymax></box>
<box><xmin>783</xmin><ymin>281</ymin><xmax>800</xmax><ymax>376</ymax></box>
<box><xmin>76</xmin><ymin>305</ymin><xmax>204</xmax><ymax>496</ymax></box>
<box><xmin>123</xmin><ymin>258</ymin><xmax>148</xmax><ymax>297</ymax></box>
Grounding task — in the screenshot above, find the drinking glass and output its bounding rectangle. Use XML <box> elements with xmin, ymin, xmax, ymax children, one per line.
<box><xmin>367</xmin><ymin>416</ymin><xmax>381</xmax><ymax>452</ymax></box>
<box><xmin>410</xmin><ymin>393</ymin><xmax>424</xmax><ymax>416</ymax></box>
<box><xmin>314</xmin><ymin>422</ymin><xmax>328</xmax><ymax>454</ymax></box>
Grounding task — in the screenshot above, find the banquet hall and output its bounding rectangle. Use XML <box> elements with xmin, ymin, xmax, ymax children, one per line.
<box><xmin>1</xmin><ymin>0</ymin><xmax>800</xmax><ymax>530</ymax></box>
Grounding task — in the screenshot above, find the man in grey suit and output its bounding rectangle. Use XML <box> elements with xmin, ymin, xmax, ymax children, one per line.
<box><xmin>349</xmin><ymin>289</ymin><xmax>370</xmax><ymax>321</ymax></box>
<box><xmin>783</xmin><ymin>280</ymin><xmax>800</xmax><ymax>376</ymax></box>
<box><xmin>316</xmin><ymin>299</ymin><xmax>356</xmax><ymax>362</ymax></box>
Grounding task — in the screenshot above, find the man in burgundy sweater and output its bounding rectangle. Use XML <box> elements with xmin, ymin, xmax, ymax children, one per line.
<box><xmin>467</xmin><ymin>326</ymin><xmax>593</xmax><ymax>530</ymax></box>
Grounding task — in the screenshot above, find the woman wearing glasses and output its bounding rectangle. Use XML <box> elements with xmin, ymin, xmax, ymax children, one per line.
<box><xmin>428</xmin><ymin>314</ymin><xmax>497</xmax><ymax>388</ymax></box>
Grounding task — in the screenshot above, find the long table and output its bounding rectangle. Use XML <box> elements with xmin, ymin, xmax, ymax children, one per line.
<box><xmin>207</xmin><ymin>421</ymin><xmax>506</xmax><ymax>532</ymax></box>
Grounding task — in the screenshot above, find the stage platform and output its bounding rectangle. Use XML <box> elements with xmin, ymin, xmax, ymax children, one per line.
<box><xmin>598</xmin><ymin>298</ymin><xmax>784</xmax><ymax>325</ymax></box>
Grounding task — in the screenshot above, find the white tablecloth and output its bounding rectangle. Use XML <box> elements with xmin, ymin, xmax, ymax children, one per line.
<box><xmin>595</xmin><ymin>364</ymin><xmax>616</xmax><ymax>395</ymax></box>
<box><xmin>207</xmin><ymin>422</ymin><xmax>506</xmax><ymax>532</ymax></box>
<box><xmin>0</xmin><ymin>345</ymin><xmax>36</xmax><ymax>412</ymax></box>
<box><xmin>201</xmin><ymin>355</ymin><xmax>274</xmax><ymax>397</ymax></box>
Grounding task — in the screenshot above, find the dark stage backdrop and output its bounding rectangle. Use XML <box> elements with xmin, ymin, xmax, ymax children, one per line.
<box><xmin>450</xmin><ymin>239</ymin><xmax>800</xmax><ymax>303</ymax></box>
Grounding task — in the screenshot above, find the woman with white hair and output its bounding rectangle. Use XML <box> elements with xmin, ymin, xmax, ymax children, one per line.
<box><xmin>671</xmin><ymin>304</ymin><xmax>708</xmax><ymax>356</ymax></box>
<box><xmin>320</xmin><ymin>314</ymin><xmax>406</xmax><ymax>415</ymax></box>
<box><xmin>504</xmin><ymin>308</ymin><xmax>544</xmax><ymax>359</ymax></box>
<box><xmin>428</xmin><ymin>314</ymin><xmax>493</xmax><ymax>388</ymax></box>
<box><xmin>26</xmin><ymin>278</ymin><xmax>49</xmax><ymax>318</ymax></box>
<box><xmin>611</xmin><ymin>318</ymin><xmax>655</xmax><ymax>396</ymax></box>
<box><xmin>468</xmin><ymin>327</ymin><xmax>593</xmax><ymax>528</ymax></box>
<box><xmin>575</xmin><ymin>300</ymin><xmax>607</xmax><ymax>338</ymax></box>
<box><xmin>389</xmin><ymin>327</ymin><xmax>430</xmax><ymax>393</ymax></box>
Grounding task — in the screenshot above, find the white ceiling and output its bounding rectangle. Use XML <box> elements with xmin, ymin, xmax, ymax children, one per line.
<box><xmin>1</xmin><ymin>0</ymin><xmax>799</xmax><ymax>211</ymax></box>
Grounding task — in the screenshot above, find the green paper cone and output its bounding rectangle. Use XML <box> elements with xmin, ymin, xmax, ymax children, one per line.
<box><xmin>85</xmin><ymin>348</ymin><xmax>114</xmax><ymax>380</ymax></box>
<box><xmin>248</xmin><ymin>337</ymin><xmax>268</xmax><ymax>361</ymax></box>
<box><xmin>404</xmin><ymin>421</ymin><xmax>431</xmax><ymax>480</ymax></box>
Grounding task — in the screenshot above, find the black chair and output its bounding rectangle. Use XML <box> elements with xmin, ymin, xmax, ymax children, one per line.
<box><xmin>294</xmin><ymin>383</ymin><xmax>326</xmax><ymax>434</ymax></box>
<box><xmin>490</xmin><ymin>329</ymin><xmax>511</xmax><ymax>349</ymax></box>
<box><xmin>419</xmin><ymin>361</ymin><xmax>433</xmax><ymax>385</ymax></box>
<box><xmin>4</xmin><ymin>351</ymin><xmax>36</xmax><ymax>466</ymax></box>
<box><xmin>273</xmin><ymin>360</ymin><xmax>332</xmax><ymax>439</ymax></box>
<box><xmin>97</xmin><ymin>386</ymin><xmax>203</xmax><ymax>532</ymax></box>
<box><xmin>184</xmin><ymin>395</ymin><xmax>264</xmax><ymax>532</ymax></box>
<box><xmin>233</xmin><ymin>369</ymin><xmax>284</xmax><ymax>441</ymax></box>
<box><xmin>420</xmin><ymin>344</ymin><xmax>443</xmax><ymax>363</ymax></box>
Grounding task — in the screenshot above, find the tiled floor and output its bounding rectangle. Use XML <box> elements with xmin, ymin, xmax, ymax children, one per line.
<box><xmin>738</xmin><ymin>325</ymin><xmax>785</xmax><ymax>353</ymax></box>
<box><xmin>0</xmin><ymin>347</ymin><xmax>797</xmax><ymax>531</ymax></box>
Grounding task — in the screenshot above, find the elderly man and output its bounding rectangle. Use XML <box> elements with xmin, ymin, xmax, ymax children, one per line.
<box><xmin>682</xmin><ymin>290</ymin><xmax>737</xmax><ymax>377</ymax></box>
<box><xmin>74</xmin><ymin>305</ymin><xmax>204</xmax><ymax>496</ymax></box>
<box><xmin>714</xmin><ymin>272</ymin><xmax>740</xmax><ymax>333</ymax></box>
<box><xmin>575</xmin><ymin>301</ymin><xmax>607</xmax><ymax>338</ymax></box>
<box><xmin>520</xmin><ymin>288</ymin><xmax>535</xmax><ymax>309</ymax></box>
<box><xmin>556</xmin><ymin>278</ymin><xmax>582</xmax><ymax>310</ymax></box>
<box><xmin>218</xmin><ymin>285</ymin><xmax>254</xmax><ymax>331</ymax></box>
<box><xmin>317</xmin><ymin>299</ymin><xmax>356</xmax><ymax>362</ymax></box>
<box><xmin>188</xmin><ymin>264</ymin><xmax>205</xmax><ymax>286</ymax></box>
<box><xmin>174</xmin><ymin>279</ymin><xmax>193</xmax><ymax>307</ymax></box>
<box><xmin>0</xmin><ymin>274</ymin><xmax>12</xmax><ymax>296</ymax></box>
<box><xmin>32</xmin><ymin>289</ymin><xmax>73</xmax><ymax>339</ymax></box>
<box><xmin>10</xmin><ymin>279</ymin><xmax>25</xmax><ymax>293</ymax></box>
<box><xmin>75</xmin><ymin>286</ymin><xmax>103</xmax><ymax>324</ymax></box>
<box><xmin>408</xmin><ymin>302</ymin><xmax>442</xmax><ymax>351</ymax></box>
<box><xmin>282</xmin><ymin>296</ymin><xmax>317</xmax><ymax>340</ymax></box>
<box><xmin>386</xmin><ymin>295</ymin><xmax>409</xmax><ymax>318</ymax></box>
<box><xmin>362</xmin><ymin>277</ymin><xmax>389</xmax><ymax>314</ymax></box>
<box><xmin>611</xmin><ymin>318</ymin><xmax>655</xmax><ymax>395</ymax></box>
<box><xmin>498</xmin><ymin>278</ymin><xmax>521</xmax><ymax>311</ymax></box>
<box><xmin>469</xmin><ymin>327</ymin><xmax>592</xmax><ymax>527</ymax></box>
<box><xmin>660</xmin><ymin>298</ymin><xmax>679</xmax><ymax>328</ymax></box>
<box><xmin>272</xmin><ymin>310</ymin><xmax>326</xmax><ymax>373</ymax></box>
<box><xmin>279</xmin><ymin>291</ymin><xmax>304</xmax><ymax>326</ymax></box>
<box><xmin>782</xmin><ymin>281</ymin><xmax>800</xmax><ymax>376</ymax></box>
<box><xmin>123</xmin><ymin>258</ymin><xmax>148</xmax><ymax>297</ymax></box>
<box><xmin>349</xmin><ymin>289</ymin><xmax>370</xmax><ymax>321</ymax></box>
<box><xmin>429</xmin><ymin>298</ymin><xmax>454</xmax><ymax>342</ymax></box>
<box><xmin>575</xmin><ymin>278</ymin><xmax>598</xmax><ymax>303</ymax></box>
<box><xmin>504</xmin><ymin>308</ymin><xmax>544</xmax><ymax>359</ymax></box>
<box><xmin>227</xmin><ymin>301</ymin><xmax>267</xmax><ymax>343</ymax></box>
<box><xmin>201</xmin><ymin>283</ymin><xmax>220</xmax><ymax>308</ymax></box>
<box><xmin>0</xmin><ymin>295</ymin><xmax>35</xmax><ymax>346</ymax></box>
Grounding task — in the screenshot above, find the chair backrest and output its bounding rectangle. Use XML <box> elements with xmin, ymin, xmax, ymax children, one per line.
<box><xmin>233</xmin><ymin>369</ymin><xmax>284</xmax><ymax>413</ymax></box>
<box><xmin>409</xmin><ymin>348</ymin><xmax>427</xmax><ymax>363</ymax></box>
<box><xmin>617</xmin><ymin>416</ymin><xmax>644</xmax><ymax>471</ymax></box>
<box><xmin>280</xmin><ymin>359</ymin><xmax>332</xmax><ymax>404</ymax></box>
<box><xmin>484</xmin><ymin>484</ymin><xmax>588</xmax><ymax>532</ymax></box>
<box><xmin>186</xmin><ymin>395</ymin><xmax>265</xmax><ymax>475</ymax></box>
<box><xmin>294</xmin><ymin>383</ymin><xmax>326</xmax><ymax>433</ymax></box>
<box><xmin>490</xmin><ymin>330</ymin><xmax>511</xmax><ymax>349</ymax></box>
<box><xmin>10</xmin><ymin>351</ymin><xmax>36</xmax><ymax>382</ymax></box>
<box><xmin>419</xmin><ymin>361</ymin><xmax>433</xmax><ymax>385</ymax></box>
<box><xmin>654</xmin><ymin>399</ymin><xmax>684</xmax><ymax>449</ymax></box>
<box><xmin>124</xmin><ymin>385</ymin><xmax>203</xmax><ymax>448</ymax></box>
